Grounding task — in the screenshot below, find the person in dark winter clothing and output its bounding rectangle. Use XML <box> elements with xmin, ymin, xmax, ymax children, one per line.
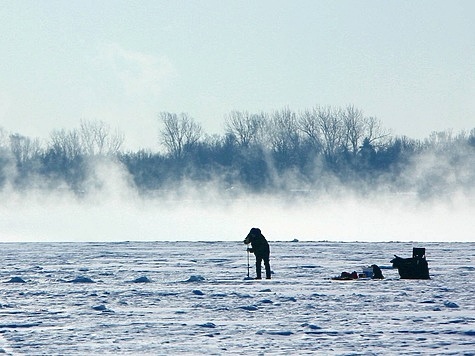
<box><xmin>371</xmin><ymin>264</ymin><xmax>384</xmax><ymax>279</ymax></box>
<box><xmin>243</xmin><ymin>228</ymin><xmax>271</xmax><ymax>279</ymax></box>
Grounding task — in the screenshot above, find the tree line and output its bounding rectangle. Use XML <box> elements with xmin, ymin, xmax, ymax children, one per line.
<box><xmin>1</xmin><ymin>105</ymin><xmax>474</xmax><ymax>199</ymax></box>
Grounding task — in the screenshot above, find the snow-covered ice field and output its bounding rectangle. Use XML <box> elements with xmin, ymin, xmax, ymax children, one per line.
<box><xmin>0</xmin><ymin>241</ymin><xmax>474</xmax><ymax>355</ymax></box>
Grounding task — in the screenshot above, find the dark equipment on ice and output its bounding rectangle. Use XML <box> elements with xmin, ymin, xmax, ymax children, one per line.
<box><xmin>244</xmin><ymin>248</ymin><xmax>253</xmax><ymax>280</ymax></box>
<box><xmin>331</xmin><ymin>264</ymin><xmax>384</xmax><ymax>281</ymax></box>
<box><xmin>391</xmin><ymin>247</ymin><xmax>430</xmax><ymax>279</ymax></box>
<box><xmin>332</xmin><ymin>271</ymin><xmax>359</xmax><ymax>280</ymax></box>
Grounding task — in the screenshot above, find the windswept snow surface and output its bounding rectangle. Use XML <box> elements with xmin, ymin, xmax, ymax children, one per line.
<box><xmin>0</xmin><ymin>241</ymin><xmax>474</xmax><ymax>355</ymax></box>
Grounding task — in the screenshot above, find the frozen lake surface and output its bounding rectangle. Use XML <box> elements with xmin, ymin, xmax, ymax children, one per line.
<box><xmin>0</xmin><ymin>241</ymin><xmax>474</xmax><ymax>355</ymax></box>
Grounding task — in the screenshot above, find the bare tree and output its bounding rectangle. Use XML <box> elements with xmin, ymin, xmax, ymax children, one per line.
<box><xmin>363</xmin><ymin>116</ymin><xmax>391</xmax><ymax>147</ymax></box>
<box><xmin>49</xmin><ymin>129</ymin><xmax>83</xmax><ymax>160</ymax></box>
<box><xmin>80</xmin><ymin>120</ymin><xmax>104</xmax><ymax>155</ymax></box>
<box><xmin>267</xmin><ymin>107</ymin><xmax>300</xmax><ymax>155</ymax></box>
<box><xmin>9</xmin><ymin>133</ymin><xmax>42</xmax><ymax>164</ymax></box>
<box><xmin>298</xmin><ymin>108</ymin><xmax>323</xmax><ymax>152</ymax></box>
<box><xmin>108</xmin><ymin>127</ymin><xmax>125</xmax><ymax>155</ymax></box>
<box><xmin>425</xmin><ymin>130</ymin><xmax>455</xmax><ymax>149</ymax></box>
<box><xmin>159</xmin><ymin>112</ymin><xmax>203</xmax><ymax>159</ymax></box>
<box><xmin>79</xmin><ymin>120</ymin><xmax>124</xmax><ymax>156</ymax></box>
<box><xmin>316</xmin><ymin>106</ymin><xmax>345</xmax><ymax>163</ymax></box>
<box><xmin>47</xmin><ymin>121</ymin><xmax>124</xmax><ymax>160</ymax></box>
<box><xmin>340</xmin><ymin>105</ymin><xmax>364</xmax><ymax>156</ymax></box>
<box><xmin>340</xmin><ymin>105</ymin><xmax>390</xmax><ymax>156</ymax></box>
<box><xmin>224</xmin><ymin>111</ymin><xmax>266</xmax><ymax>147</ymax></box>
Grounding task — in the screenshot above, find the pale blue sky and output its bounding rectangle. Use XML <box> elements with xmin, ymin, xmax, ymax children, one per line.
<box><xmin>1</xmin><ymin>0</ymin><xmax>474</xmax><ymax>149</ymax></box>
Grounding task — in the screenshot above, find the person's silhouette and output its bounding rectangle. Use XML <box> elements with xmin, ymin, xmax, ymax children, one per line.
<box><xmin>244</xmin><ymin>228</ymin><xmax>271</xmax><ymax>279</ymax></box>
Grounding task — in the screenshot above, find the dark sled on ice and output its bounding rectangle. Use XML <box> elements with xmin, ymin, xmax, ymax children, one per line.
<box><xmin>391</xmin><ymin>247</ymin><xmax>430</xmax><ymax>279</ymax></box>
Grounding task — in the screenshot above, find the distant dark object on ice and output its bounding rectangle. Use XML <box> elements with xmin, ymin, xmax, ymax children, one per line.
<box><xmin>68</xmin><ymin>276</ymin><xmax>95</xmax><ymax>283</ymax></box>
<box><xmin>391</xmin><ymin>248</ymin><xmax>430</xmax><ymax>279</ymax></box>
<box><xmin>198</xmin><ymin>322</ymin><xmax>216</xmax><ymax>328</ymax></box>
<box><xmin>332</xmin><ymin>264</ymin><xmax>384</xmax><ymax>280</ymax></box>
<box><xmin>132</xmin><ymin>276</ymin><xmax>152</xmax><ymax>283</ymax></box>
<box><xmin>4</xmin><ymin>277</ymin><xmax>27</xmax><ymax>283</ymax></box>
<box><xmin>332</xmin><ymin>271</ymin><xmax>358</xmax><ymax>280</ymax></box>
<box><xmin>443</xmin><ymin>301</ymin><xmax>459</xmax><ymax>308</ymax></box>
<box><xmin>92</xmin><ymin>304</ymin><xmax>114</xmax><ymax>313</ymax></box>
<box><xmin>185</xmin><ymin>275</ymin><xmax>205</xmax><ymax>282</ymax></box>
<box><xmin>92</xmin><ymin>304</ymin><xmax>107</xmax><ymax>311</ymax></box>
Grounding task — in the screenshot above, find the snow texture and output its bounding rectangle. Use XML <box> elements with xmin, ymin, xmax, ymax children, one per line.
<box><xmin>0</xmin><ymin>241</ymin><xmax>473</xmax><ymax>355</ymax></box>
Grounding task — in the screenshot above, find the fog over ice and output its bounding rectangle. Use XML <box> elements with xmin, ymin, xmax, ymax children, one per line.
<box><xmin>1</xmin><ymin>155</ymin><xmax>473</xmax><ymax>243</ymax></box>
